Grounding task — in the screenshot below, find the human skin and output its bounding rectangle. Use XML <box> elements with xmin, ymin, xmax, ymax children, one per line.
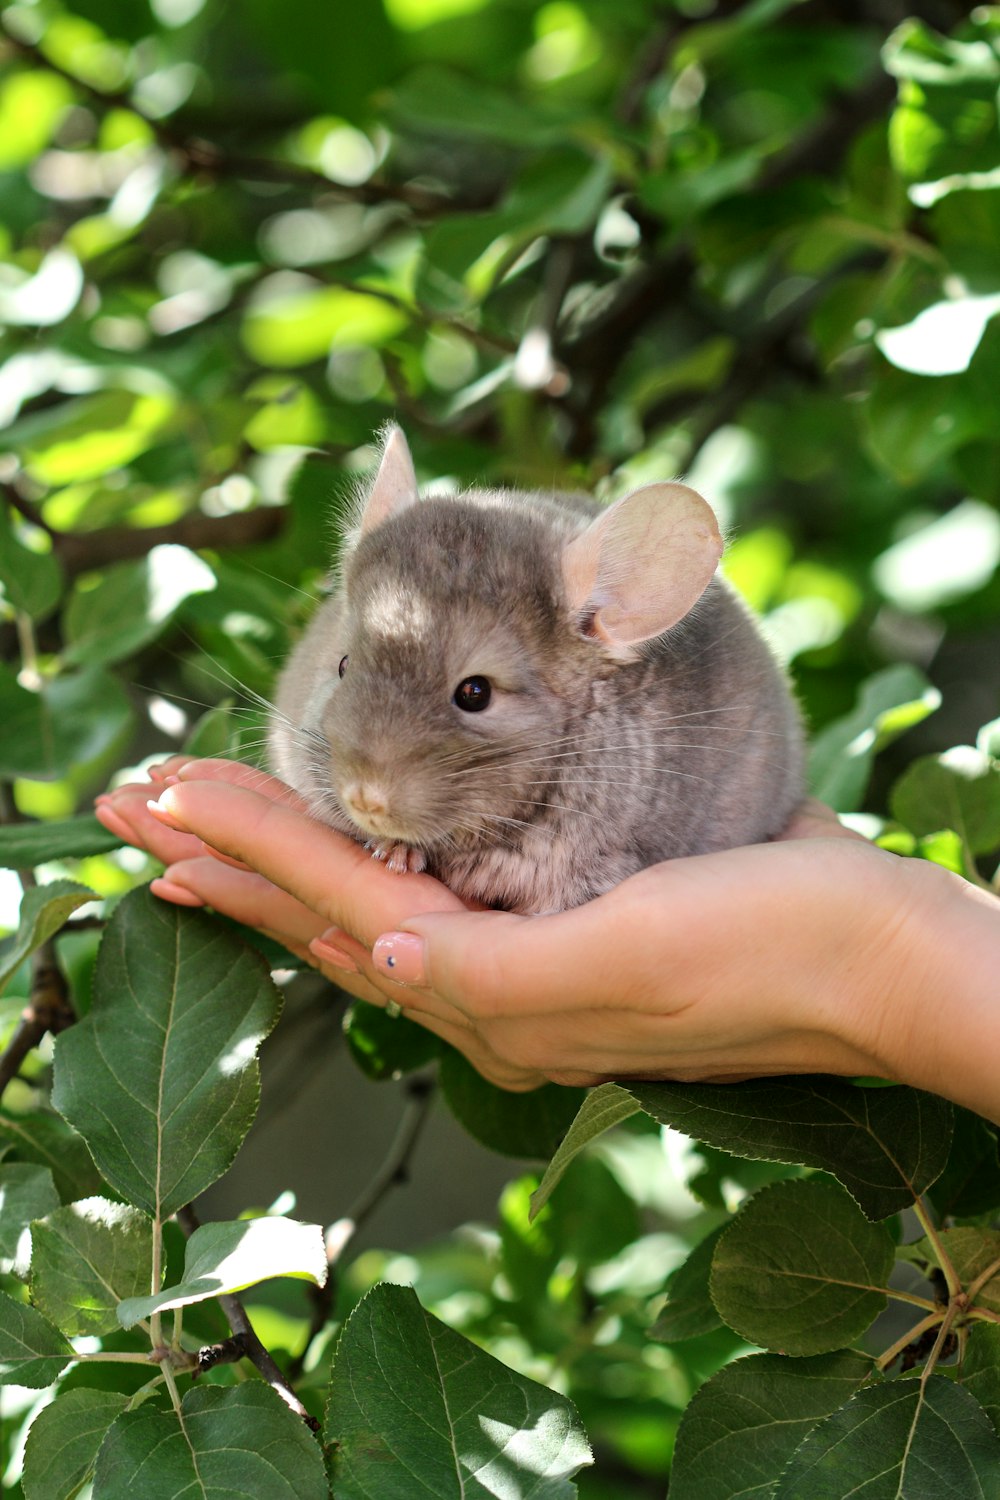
<box><xmin>94</xmin><ymin>757</ymin><xmax>1000</xmax><ymax>1121</ymax></box>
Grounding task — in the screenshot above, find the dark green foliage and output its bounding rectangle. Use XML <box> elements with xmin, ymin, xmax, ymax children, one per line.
<box><xmin>2</xmin><ymin>0</ymin><xmax>1000</xmax><ymax>1494</ymax></box>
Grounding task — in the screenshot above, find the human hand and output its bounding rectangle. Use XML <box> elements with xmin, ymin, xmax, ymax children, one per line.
<box><xmin>95</xmin><ymin>762</ymin><xmax>919</xmax><ymax>1093</ymax></box>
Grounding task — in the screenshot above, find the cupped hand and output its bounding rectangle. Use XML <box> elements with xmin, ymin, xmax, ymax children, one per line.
<box><xmin>95</xmin><ymin>760</ymin><xmax>915</xmax><ymax>1093</ymax></box>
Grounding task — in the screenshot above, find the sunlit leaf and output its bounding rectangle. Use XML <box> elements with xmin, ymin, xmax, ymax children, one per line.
<box><xmin>529</xmin><ymin>1084</ymin><xmax>640</xmax><ymax>1220</ymax></box>
<box><xmin>117</xmin><ymin>1215</ymin><xmax>325</xmax><ymax>1327</ymax></box>
<box><xmin>0</xmin><ymin>880</ymin><xmax>94</xmax><ymax>995</ymax></box>
<box><xmin>327</xmin><ymin>1282</ymin><xmax>592</xmax><ymax>1497</ymax></box>
<box><xmin>30</xmin><ymin>1197</ymin><xmax>154</xmax><ymax>1337</ymax></box>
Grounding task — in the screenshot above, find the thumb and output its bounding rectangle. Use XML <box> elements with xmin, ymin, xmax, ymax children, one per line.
<box><xmin>371</xmin><ymin>910</ymin><xmax>527</xmax><ymax>1008</ymax></box>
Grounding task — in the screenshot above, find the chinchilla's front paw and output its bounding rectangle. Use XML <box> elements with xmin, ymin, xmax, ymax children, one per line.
<box><xmin>366</xmin><ymin>839</ymin><xmax>427</xmax><ymax>875</ymax></box>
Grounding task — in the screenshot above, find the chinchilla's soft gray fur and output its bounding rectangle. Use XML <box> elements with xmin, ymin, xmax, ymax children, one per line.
<box><xmin>270</xmin><ymin>427</ymin><xmax>804</xmax><ymax>913</ymax></box>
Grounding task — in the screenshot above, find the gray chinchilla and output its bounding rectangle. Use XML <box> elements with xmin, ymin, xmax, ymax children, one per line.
<box><xmin>269</xmin><ymin>426</ymin><xmax>804</xmax><ymax>913</ymax></box>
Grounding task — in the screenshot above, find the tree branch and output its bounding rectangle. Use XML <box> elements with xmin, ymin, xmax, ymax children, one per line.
<box><xmin>176</xmin><ymin>1203</ymin><xmax>319</xmax><ymax>1430</ymax></box>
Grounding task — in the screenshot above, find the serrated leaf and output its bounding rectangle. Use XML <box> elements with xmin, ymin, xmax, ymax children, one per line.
<box><xmin>649</xmin><ymin>1223</ymin><xmax>726</xmax><ymax>1344</ymax></box>
<box><xmin>0</xmin><ymin>880</ymin><xmax>94</xmax><ymax>994</ymax></box>
<box><xmin>962</xmin><ymin>1324</ymin><xmax>1000</xmax><ymax>1437</ymax></box>
<box><xmin>626</xmin><ymin>1077</ymin><xmax>951</xmax><ymax>1220</ymax></box>
<box><xmin>52</xmin><ymin>887</ymin><xmax>281</xmax><ymax>1218</ymax></box>
<box><xmin>0</xmin><ymin>1110</ymin><xmax>103</xmax><ymax>1202</ymax></box>
<box><xmin>0</xmin><ymin>813</ymin><xmax>122</xmax><ymax>869</ymax></box>
<box><xmin>30</xmin><ymin>1197</ymin><xmax>153</xmax><ymax>1337</ymax></box>
<box><xmin>807</xmin><ymin>664</ymin><xmax>940</xmax><ymax>810</ymax></box>
<box><xmin>0</xmin><ymin>664</ymin><xmax>133</xmax><ymax>781</ymax></box>
<box><xmin>891</xmin><ymin>747</ymin><xmax>1000</xmax><ymax>856</ymax></box>
<box><xmin>117</xmin><ymin>1215</ymin><xmax>325</xmax><ymax>1328</ymax></box>
<box><xmin>710</xmin><ymin>1179</ymin><xmax>894</xmax><ymax>1355</ymax></box>
<box><xmin>0</xmin><ymin>1287</ymin><xmax>73</xmax><ymax>1387</ymax></box>
<box><xmin>326</xmin><ymin>1283</ymin><xmax>592</xmax><ymax>1498</ymax></box>
<box><xmin>92</xmin><ymin>1383</ymin><xmax>328</xmax><ymax>1500</ymax></box>
<box><xmin>669</xmin><ymin>1349</ymin><xmax>873</xmax><ymax>1499</ymax></box>
<box><xmin>439</xmin><ymin>1047</ymin><xmax>585</xmax><ymax>1161</ymax></box>
<box><xmin>0</xmin><ymin>1163</ymin><xmax>59</xmax><ymax>1273</ymax></box>
<box><xmin>775</xmin><ymin>1375</ymin><xmax>1000</xmax><ymax>1498</ymax></box>
<box><xmin>63</xmin><ymin>545</ymin><xmax>216</xmax><ymax>668</ymax></box>
<box><xmin>23</xmin><ymin>1388</ymin><xmax>129</xmax><ymax>1500</ymax></box>
<box><xmin>529</xmin><ymin>1083</ymin><xmax>639</xmax><ymax>1220</ymax></box>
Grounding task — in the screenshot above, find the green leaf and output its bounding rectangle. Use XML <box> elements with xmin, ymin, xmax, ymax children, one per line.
<box><xmin>439</xmin><ymin>1047</ymin><xmax>586</xmax><ymax>1160</ymax></box>
<box><xmin>625</xmin><ymin>1077</ymin><xmax>952</xmax><ymax>1221</ymax></box>
<box><xmin>0</xmin><ymin>1163</ymin><xmax>59</xmax><ymax>1272</ymax></box>
<box><xmin>710</xmin><ymin>1179</ymin><xmax>894</xmax><ymax>1355</ymax></box>
<box><xmin>669</xmin><ymin>1350</ymin><xmax>873</xmax><ymax>1500</ymax></box>
<box><xmin>117</xmin><ymin>1215</ymin><xmax>325</xmax><ymax>1328</ymax></box>
<box><xmin>345</xmin><ymin>1001</ymin><xmax>442</xmax><ymax>1080</ymax></box>
<box><xmin>63</xmin><ymin>546</ymin><xmax>217</xmax><ymax>667</ymax></box>
<box><xmin>52</xmin><ymin>887</ymin><xmax>281</xmax><ymax>1218</ymax></box>
<box><xmin>243</xmin><ymin>0</ymin><xmax>400</xmax><ymax>119</ymax></box>
<box><xmin>648</xmin><ymin>1223</ymin><xmax>726</xmax><ymax>1344</ymax></box>
<box><xmin>0</xmin><ymin>665</ymin><xmax>133</xmax><ymax>781</ymax></box>
<box><xmin>0</xmin><ymin>1110</ymin><xmax>103</xmax><ymax>1202</ymax></box>
<box><xmin>326</xmin><ymin>1283</ymin><xmax>592</xmax><ymax>1498</ymax></box>
<box><xmin>0</xmin><ymin>1287</ymin><xmax>73</xmax><ymax>1387</ymax></box>
<box><xmin>9</xmin><ymin>389</ymin><xmax>175</xmax><ymax>486</ymax></box>
<box><xmin>92</xmin><ymin>1383</ymin><xmax>328</xmax><ymax>1499</ymax></box>
<box><xmin>962</xmin><ymin>1324</ymin><xmax>1000</xmax><ymax>1437</ymax></box>
<box><xmin>807</xmin><ymin>664</ymin><xmax>940</xmax><ymax>811</ymax></box>
<box><xmin>0</xmin><ymin>813</ymin><xmax>122</xmax><ymax>869</ymax></box>
<box><xmin>529</xmin><ymin>1084</ymin><xmax>640</xmax><ymax>1221</ymax></box>
<box><xmin>242</xmin><ymin>286</ymin><xmax>407</xmax><ymax>368</ymax></box>
<box><xmin>891</xmin><ymin>748</ymin><xmax>1000</xmax><ymax>856</ymax></box>
<box><xmin>929</xmin><ymin>1110</ymin><xmax>1000</xmax><ymax>1219</ymax></box>
<box><xmin>0</xmin><ymin>880</ymin><xmax>94</xmax><ymax>995</ymax></box>
<box><xmin>30</xmin><ymin>1197</ymin><xmax>153</xmax><ymax>1337</ymax></box>
<box><xmin>775</xmin><ymin>1375</ymin><xmax>1000</xmax><ymax>1498</ymax></box>
<box><xmin>0</xmin><ymin>507</ymin><xmax>63</xmax><ymax>621</ymax></box>
<box><xmin>23</xmin><ymin>1389</ymin><xmax>130</xmax><ymax>1500</ymax></box>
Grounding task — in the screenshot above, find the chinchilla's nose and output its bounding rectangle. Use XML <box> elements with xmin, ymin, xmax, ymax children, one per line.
<box><xmin>341</xmin><ymin>779</ymin><xmax>390</xmax><ymax>820</ymax></box>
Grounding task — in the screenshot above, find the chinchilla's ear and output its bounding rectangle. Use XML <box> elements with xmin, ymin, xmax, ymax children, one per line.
<box><xmin>561</xmin><ymin>482</ymin><xmax>723</xmax><ymax>657</ymax></box>
<box><xmin>358</xmin><ymin>424</ymin><xmax>419</xmax><ymax>535</ymax></box>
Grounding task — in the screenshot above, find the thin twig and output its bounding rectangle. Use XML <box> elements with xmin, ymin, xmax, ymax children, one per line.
<box><xmin>288</xmin><ymin>1072</ymin><xmax>436</xmax><ymax>1380</ymax></box>
<box><xmin>0</xmin><ymin>944</ymin><xmax>75</xmax><ymax>1098</ymax></box>
<box><xmin>176</xmin><ymin>1203</ymin><xmax>319</xmax><ymax>1430</ymax></box>
<box><xmin>913</xmin><ymin>1196</ymin><xmax>963</xmax><ymax>1301</ymax></box>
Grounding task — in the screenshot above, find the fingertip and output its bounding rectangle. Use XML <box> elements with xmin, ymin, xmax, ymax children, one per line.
<box><xmin>150</xmin><ymin>876</ymin><xmax>205</xmax><ymax>908</ymax></box>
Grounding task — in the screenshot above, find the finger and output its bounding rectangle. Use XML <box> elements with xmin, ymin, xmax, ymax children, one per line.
<box><xmin>173</xmin><ymin>758</ymin><xmax>312</xmax><ymax>811</ymax></box>
<box><xmin>95</xmin><ymin>790</ymin><xmax>205</xmax><ymax>864</ymax></box>
<box><xmin>149</xmin><ymin>780</ymin><xmax>468</xmax><ymax>942</ymax></box>
<box><xmin>400</xmin><ymin>1011</ymin><xmax>547</xmax><ymax>1091</ymax></box>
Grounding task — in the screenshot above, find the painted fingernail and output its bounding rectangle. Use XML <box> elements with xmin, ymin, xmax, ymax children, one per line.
<box><xmin>309</xmin><ymin>937</ymin><xmax>359</xmax><ymax>974</ymax></box>
<box><xmin>150</xmin><ymin>877</ymin><xmax>205</xmax><ymax>907</ymax></box>
<box><xmin>146</xmin><ymin>797</ymin><xmax>186</xmax><ymax>832</ymax></box>
<box><xmin>372</xmin><ymin>932</ymin><xmax>426</xmax><ymax>986</ymax></box>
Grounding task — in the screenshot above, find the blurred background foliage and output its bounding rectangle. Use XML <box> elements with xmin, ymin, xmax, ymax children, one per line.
<box><xmin>2</xmin><ymin>0</ymin><xmax>1000</xmax><ymax>1493</ymax></box>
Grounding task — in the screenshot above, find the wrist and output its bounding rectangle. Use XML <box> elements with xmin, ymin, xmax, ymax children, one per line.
<box><xmin>843</xmin><ymin>855</ymin><xmax>1000</xmax><ymax>1119</ymax></box>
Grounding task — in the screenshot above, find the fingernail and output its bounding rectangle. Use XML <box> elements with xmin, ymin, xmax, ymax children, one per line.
<box><xmin>372</xmin><ymin>932</ymin><xmax>426</xmax><ymax>986</ymax></box>
<box><xmin>309</xmin><ymin>937</ymin><xmax>359</xmax><ymax>974</ymax></box>
<box><xmin>150</xmin><ymin>877</ymin><xmax>205</xmax><ymax>907</ymax></box>
<box><xmin>146</xmin><ymin>797</ymin><xmax>186</xmax><ymax>832</ymax></box>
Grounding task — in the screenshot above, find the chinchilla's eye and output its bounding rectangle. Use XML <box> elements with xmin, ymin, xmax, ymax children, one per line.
<box><xmin>453</xmin><ymin>675</ymin><xmax>492</xmax><ymax>712</ymax></box>
<box><xmin>338</xmin><ymin>655</ymin><xmax>348</xmax><ymax>678</ymax></box>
